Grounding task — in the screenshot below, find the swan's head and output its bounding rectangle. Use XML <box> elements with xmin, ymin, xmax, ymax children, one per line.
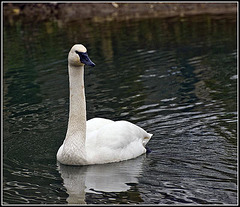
<box><xmin>68</xmin><ymin>44</ymin><xmax>95</xmax><ymax>67</ymax></box>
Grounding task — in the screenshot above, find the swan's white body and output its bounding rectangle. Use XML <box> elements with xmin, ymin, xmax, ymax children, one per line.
<box><xmin>57</xmin><ymin>44</ymin><xmax>152</xmax><ymax>165</ymax></box>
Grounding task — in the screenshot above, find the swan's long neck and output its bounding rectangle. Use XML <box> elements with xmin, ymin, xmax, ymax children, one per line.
<box><xmin>64</xmin><ymin>64</ymin><xmax>87</xmax><ymax>164</ymax></box>
<box><xmin>67</xmin><ymin>65</ymin><xmax>86</xmax><ymax>137</ymax></box>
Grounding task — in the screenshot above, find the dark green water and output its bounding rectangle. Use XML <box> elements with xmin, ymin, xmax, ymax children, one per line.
<box><xmin>3</xmin><ymin>14</ymin><xmax>237</xmax><ymax>204</ymax></box>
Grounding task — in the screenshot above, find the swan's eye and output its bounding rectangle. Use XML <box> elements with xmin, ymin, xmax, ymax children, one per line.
<box><xmin>75</xmin><ymin>51</ymin><xmax>83</xmax><ymax>56</ymax></box>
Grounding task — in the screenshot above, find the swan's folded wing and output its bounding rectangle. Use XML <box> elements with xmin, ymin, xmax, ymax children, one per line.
<box><xmin>86</xmin><ymin>120</ymin><xmax>152</xmax><ymax>164</ymax></box>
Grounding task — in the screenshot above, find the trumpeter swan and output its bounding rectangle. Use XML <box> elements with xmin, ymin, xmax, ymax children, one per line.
<box><xmin>57</xmin><ymin>44</ymin><xmax>152</xmax><ymax>165</ymax></box>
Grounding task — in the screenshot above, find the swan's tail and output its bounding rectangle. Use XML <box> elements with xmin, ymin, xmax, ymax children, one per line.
<box><xmin>143</xmin><ymin>133</ymin><xmax>153</xmax><ymax>146</ymax></box>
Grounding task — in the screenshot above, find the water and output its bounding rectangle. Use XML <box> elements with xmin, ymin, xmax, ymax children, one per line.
<box><xmin>3</xmin><ymin>14</ymin><xmax>237</xmax><ymax>204</ymax></box>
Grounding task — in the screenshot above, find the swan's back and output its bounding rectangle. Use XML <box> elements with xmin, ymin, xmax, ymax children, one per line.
<box><xmin>86</xmin><ymin>118</ymin><xmax>152</xmax><ymax>164</ymax></box>
<box><xmin>86</xmin><ymin>118</ymin><xmax>114</xmax><ymax>133</ymax></box>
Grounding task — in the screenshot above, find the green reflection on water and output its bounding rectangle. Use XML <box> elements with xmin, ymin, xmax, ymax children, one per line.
<box><xmin>3</xmin><ymin>13</ymin><xmax>237</xmax><ymax>204</ymax></box>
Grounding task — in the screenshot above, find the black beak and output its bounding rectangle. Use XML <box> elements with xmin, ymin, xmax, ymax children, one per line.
<box><xmin>76</xmin><ymin>51</ymin><xmax>95</xmax><ymax>67</ymax></box>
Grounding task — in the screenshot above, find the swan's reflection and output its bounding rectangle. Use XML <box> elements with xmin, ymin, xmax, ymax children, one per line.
<box><xmin>57</xmin><ymin>155</ymin><xmax>145</xmax><ymax>204</ymax></box>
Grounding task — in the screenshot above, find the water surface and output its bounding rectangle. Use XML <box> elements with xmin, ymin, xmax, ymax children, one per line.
<box><xmin>3</xmin><ymin>14</ymin><xmax>237</xmax><ymax>204</ymax></box>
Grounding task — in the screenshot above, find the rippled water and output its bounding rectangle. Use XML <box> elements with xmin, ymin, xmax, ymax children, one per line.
<box><xmin>3</xmin><ymin>14</ymin><xmax>237</xmax><ymax>204</ymax></box>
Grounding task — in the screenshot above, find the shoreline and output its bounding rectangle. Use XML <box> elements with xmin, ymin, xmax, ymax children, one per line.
<box><xmin>3</xmin><ymin>2</ymin><xmax>237</xmax><ymax>24</ymax></box>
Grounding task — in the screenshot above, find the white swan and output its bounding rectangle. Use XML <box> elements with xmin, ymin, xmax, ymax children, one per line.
<box><xmin>57</xmin><ymin>44</ymin><xmax>153</xmax><ymax>165</ymax></box>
